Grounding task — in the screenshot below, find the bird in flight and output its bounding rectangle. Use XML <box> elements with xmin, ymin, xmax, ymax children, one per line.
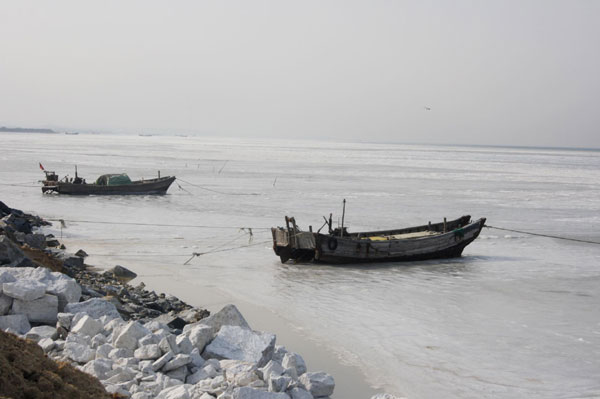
<box><xmin>424</xmin><ymin>106</ymin><xmax>431</xmax><ymax>111</ymax></box>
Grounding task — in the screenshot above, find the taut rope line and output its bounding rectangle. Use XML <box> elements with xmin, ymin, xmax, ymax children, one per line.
<box><xmin>485</xmin><ymin>225</ymin><xmax>600</xmax><ymax>245</ymax></box>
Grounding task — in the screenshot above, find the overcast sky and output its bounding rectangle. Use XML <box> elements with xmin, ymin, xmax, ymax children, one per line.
<box><xmin>1</xmin><ymin>1</ymin><xmax>598</xmax><ymax>147</ymax></box>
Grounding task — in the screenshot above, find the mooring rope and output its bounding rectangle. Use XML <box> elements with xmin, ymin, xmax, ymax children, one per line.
<box><xmin>184</xmin><ymin>239</ymin><xmax>272</xmax><ymax>265</ymax></box>
<box><xmin>176</xmin><ymin>178</ymin><xmax>260</xmax><ymax>196</ymax></box>
<box><xmin>485</xmin><ymin>225</ymin><xmax>600</xmax><ymax>245</ymax></box>
<box><xmin>46</xmin><ymin>218</ymin><xmax>272</xmax><ymax>230</ymax></box>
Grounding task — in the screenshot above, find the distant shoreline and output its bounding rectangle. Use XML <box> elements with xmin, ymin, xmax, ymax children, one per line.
<box><xmin>0</xmin><ymin>127</ymin><xmax>56</xmax><ymax>134</ymax></box>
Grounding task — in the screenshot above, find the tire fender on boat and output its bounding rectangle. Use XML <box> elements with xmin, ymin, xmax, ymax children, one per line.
<box><xmin>327</xmin><ymin>237</ymin><xmax>338</xmax><ymax>251</ymax></box>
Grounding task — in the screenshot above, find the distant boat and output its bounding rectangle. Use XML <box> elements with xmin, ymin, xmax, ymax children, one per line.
<box><xmin>41</xmin><ymin>168</ymin><xmax>175</xmax><ymax>195</ymax></box>
<box><xmin>139</xmin><ymin>134</ymin><xmax>153</xmax><ymax>137</ymax></box>
<box><xmin>64</xmin><ymin>132</ymin><xmax>79</xmax><ymax>135</ymax></box>
<box><xmin>272</xmin><ymin>215</ymin><xmax>486</xmax><ymax>264</ymax></box>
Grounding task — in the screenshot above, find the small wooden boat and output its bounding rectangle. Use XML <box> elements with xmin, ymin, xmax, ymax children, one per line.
<box><xmin>272</xmin><ymin>215</ymin><xmax>486</xmax><ymax>264</ymax></box>
<box><xmin>41</xmin><ymin>168</ymin><xmax>175</xmax><ymax>195</ymax></box>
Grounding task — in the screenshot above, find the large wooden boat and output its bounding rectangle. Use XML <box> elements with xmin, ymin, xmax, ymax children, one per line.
<box><xmin>41</xmin><ymin>169</ymin><xmax>175</xmax><ymax>195</ymax></box>
<box><xmin>272</xmin><ymin>215</ymin><xmax>486</xmax><ymax>264</ymax></box>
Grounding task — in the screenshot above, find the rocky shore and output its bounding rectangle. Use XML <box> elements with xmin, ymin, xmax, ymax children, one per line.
<box><xmin>0</xmin><ymin>200</ymin><xmax>401</xmax><ymax>399</ymax></box>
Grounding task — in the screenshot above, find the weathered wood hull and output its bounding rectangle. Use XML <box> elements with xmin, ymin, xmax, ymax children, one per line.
<box><xmin>272</xmin><ymin>216</ymin><xmax>486</xmax><ymax>264</ymax></box>
<box><xmin>42</xmin><ymin>176</ymin><xmax>176</xmax><ymax>195</ymax></box>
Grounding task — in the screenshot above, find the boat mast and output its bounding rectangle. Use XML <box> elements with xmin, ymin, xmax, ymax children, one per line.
<box><xmin>341</xmin><ymin>199</ymin><xmax>346</xmax><ymax>237</ymax></box>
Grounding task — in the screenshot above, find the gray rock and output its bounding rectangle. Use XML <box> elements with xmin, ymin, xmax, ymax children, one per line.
<box><xmin>289</xmin><ymin>388</ymin><xmax>313</xmax><ymax>399</ymax></box>
<box><xmin>186</xmin><ymin>368</ymin><xmax>210</xmax><ymax>384</ymax></box>
<box><xmin>138</xmin><ymin>333</ymin><xmax>160</xmax><ymax>346</ymax></box>
<box><xmin>203</xmin><ymin>325</ymin><xmax>275</xmax><ymax>368</ymax></box>
<box><xmin>105</xmin><ymin>366</ymin><xmax>137</xmax><ymax>384</ymax></box>
<box><xmin>75</xmin><ymin>249</ymin><xmax>88</xmax><ymax>258</ymax></box>
<box><xmin>0</xmin><ymin>294</ymin><xmax>13</xmax><ymax>315</ymax></box>
<box><xmin>370</xmin><ymin>395</ymin><xmax>407</xmax><ymax>399</ymax></box>
<box><xmin>81</xmin><ymin>358</ymin><xmax>114</xmax><ymax>380</ymax></box>
<box><xmin>65</xmin><ymin>298</ymin><xmax>121</xmax><ymax>320</ymax></box>
<box><xmin>91</xmin><ymin>333</ymin><xmax>107</xmax><ymax>348</ymax></box>
<box><xmin>260</xmin><ymin>360</ymin><xmax>284</xmax><ymax>381</ymax></box>
<box><xmin>71</xmin><ymin>314</ymin><xmax>103</xmax><ymax>337</ymax></box>
<box><xmin>165</xmin><ymin>365</ymin><xmax>189</xmax><ymax>382</ymax></box>
<box><xmin>232</xmin><ymin>387</ymin><xmax>290</xmax><ymax>399</ymax></box>
<box><xmin>24</xmin><ymin>233</ymin><xmax>46</xmax><ymax>249</ymax></box>
<box><xmin>38</xmin><ymin>337</ymin><xmax>56</xmax><ymax>353</ymax></box>
<box><xmin>108</xmin><ymin>265</ymin><xmax>138</xmax><ymax>280</ymax></box>
<box><xmin>59</xmin><ymin>254</ymin><xmax>84</xmax><ymax>269</ymax></box>
<box><xmin>108</xmin><ymin>347</ymin><xmax>134</xmax><ymax>360</ymax></box>
<box><xmin>186</xmin><ymin>324</ymin><xmax>214</xmax><ymax>352</ymax></box>
<box><xmin>0</xmin><ymin>236</ymin><xmax>26</xmax><ymax>265</ymax></box>
<box><xmin>0</xmin><ymin>314</ymin><xmax>31</xmax><ymax>334</ymax></box>
<box><xmin>156</xmin><ymin>384</ymin><xmax>192</xmax><ymax>399</ymax></box>
<box><xmin>96</xmin><ymin>343</ymin><xmax>114</xmax><ymax>359</ymax></box>
<box><xmin>159</xmin><ymin>334</ymin><xmax>179</xmax><ymax>355</ymax></box>
<box><xmin>269</xmin><ymin>375</ymin><xmax>292</xmax><ymax>393</ymax></box>
<box><xmin>64</xmin><ymin>341</ymin><xmax>96</xmax><ymax>364</ymax></box>
<box><xmin>45</xmin><ymin>277</ymin><xmax>81</xmax><ymax>311</ymax></box>
<box><xmin>298</xmin><ymin>372</ymin><xmax>334</xmax><ymax>398</ymax></box>
<box><xmin>191</xmin><ymin>304</ymin><xmax>249</xmax><ymax>333</ymax></box>
<box><xmin>189</xmin><ymin>348</ymin><xmax>205</xmax><ymax>368</ymax></box>
<box><xmin>176</xmin><ymin>335</ymin><xmax>194</xmax><ymax>354</ymax></box>
<box><xmin>25</xmin><ymin>325</ymin><xmax>58</xmax><ymax>341</ymax></box>
<box><xmin>134</xmin><ymin>344</ymin><xmax>162</xmax><ymax>360</ymax></box>
<box><xmin>11</xmin><ymin>294</ymin><xmax>59</xmax><ymax>324</ymax></box>
<box><xmin>152</xmin><ymin>350</ymin><xmax>174</xmax><ymax>371</ymax></box>
<box><xmin>0</xmin><ymin>270</ymin><xmax>17</xmax><ymax>287</ymax></box>
<box><xmin>282</xmin><ymin>352</ymin><xmax>307</xmax><ymax>376</ymax></box>
<box><xmin>163</xmin><ymin>354</ymin><xmax>192</xmax><ymax>372</ymax></box>
<box><xmin>57</xmin><ymin>312</ymin><xmax>74</xmax><ymax>330</ymax></box>
<box><xmin>2</xmin><ymin>280</ymin><xmax>46</xmax><ymax>301</ymax></box>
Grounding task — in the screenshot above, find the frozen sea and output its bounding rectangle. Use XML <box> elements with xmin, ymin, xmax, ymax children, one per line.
<box><xmin>1</xmin><ymin>132</ymin><xmax>599</xmax><ymax>398</ymax></box>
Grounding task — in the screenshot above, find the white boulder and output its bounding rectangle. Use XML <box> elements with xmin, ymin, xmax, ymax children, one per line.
<box><xmin>71</xmin><ymin>314</ymin><xmax>103</xmax><ymax>337</ymax></box>
<box><xmin>203</xmin><ymin>325</ymin><xmax>275</xmax><ymax>367</ymax></box>
<box><xmin>45</xmin><ymin>277</ymin><xmax>81</xmax><ymax>311</ymax></box>
<box><xmin>64</xmin><ymin>341</ymin><xmax>96</xmax><ymax>364</ymax></box>
<box><xmin>156</xmin><ymin>384</ymin><xmax>193</xmax><ymax>399</ymax></box>
<box><xmin>11</xmin><ymin>294</ymin><xmax>58</xmax><ymax>324</ymax></box>
<box><xmin>186</xmin><ymin>304</ymin><xmax>249</xmax><ymax>333</ymax></box>
<box><xmin>25</xmin><ymin>325</ymin><xmax>58</xmax><ymax>341</ymax></box>
<box><xmin>65</xmin><ymin>298</ymin><xmax>121</xmax><ymax>320</ymax></box>
<box><xmin>38</xmin><ymin>337</ymin><xmax>56</xmax><ymax>353</ymax></box>
<box><xmin>163</xmin><ymin>354</ymin><xmax>192</xmax><ymax>372</ymax></box>
<box><xmin>176</xmin><ymin>335</ymin><xmax>194</xmax><ymax>354</ymax></box>
<box><xmin>152</xmin><ymin>350</ymin><xmax>175</xmax><ymax>371</ymax></box>
<box><xmin>370</xmin><ymin>395</ymin><xmax>407</xmax><ymax>399</ymax></box>
<box><xmin>186</xmin><ymin>324</ymin><xmax>213</xmax><ymax>352</ymax></box>
<box><xmin>2</xmin><ymin>280</ymin><xmax>46</xmax><ymax>301</ymax></box>
<box><xmin>114</xmin><ymin>321</ymin><xmax>151</xmax><ymax>350</ymax></box>
<box><xmin>135</xmin><ymin>344</ymin><xmax>162</xmax><ymax>360</ymax></box>
<box><xmin>81</xmin><ymin>358</ymin><xmax>114</xmax><ymax>380</ymax></box>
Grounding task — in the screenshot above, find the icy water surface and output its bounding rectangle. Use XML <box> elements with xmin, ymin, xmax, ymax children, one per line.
<box><xmin>1</xmin><ymin>133</ymin><xmax>599</xmax><ymax>398</ymax></box>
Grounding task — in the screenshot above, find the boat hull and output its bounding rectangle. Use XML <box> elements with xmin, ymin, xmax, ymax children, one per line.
<box><xmin>42</xmin><ymin>176</ymin><xmax>176</xmax><ymax>195</ymax></box>
<box><xmin>272</xmin><ymin>216</ymin><xmax>486</xmax><ymax>264</ymax></box>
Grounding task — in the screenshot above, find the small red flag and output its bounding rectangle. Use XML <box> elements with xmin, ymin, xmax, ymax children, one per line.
<box><xmin>39</xmin><ymin>162</ymin><xmax>44</xmax><ymax>171</ymax></box>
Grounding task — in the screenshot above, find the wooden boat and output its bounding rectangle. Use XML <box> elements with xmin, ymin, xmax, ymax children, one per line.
<box><xmin>41</xmin><ymin>169</ymin><xmax>175</xmax><ymax>195</ymax></box>
<box><xmin>272</xmin><ymin>215</ymin><xmax>486</xmax><ymax>264</ymax></box>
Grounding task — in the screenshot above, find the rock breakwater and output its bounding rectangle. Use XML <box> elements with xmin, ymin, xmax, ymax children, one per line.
<box><xmin>0</xmin><ymin>200</ymin><xmax>340</xmax><ymax>399</ymax></box>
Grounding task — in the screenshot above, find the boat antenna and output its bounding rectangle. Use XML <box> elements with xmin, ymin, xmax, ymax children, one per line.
<box><xmin>341</xmin><ymin>198</ymin><xmax>346</xmax><ymax>238</ymax></box>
